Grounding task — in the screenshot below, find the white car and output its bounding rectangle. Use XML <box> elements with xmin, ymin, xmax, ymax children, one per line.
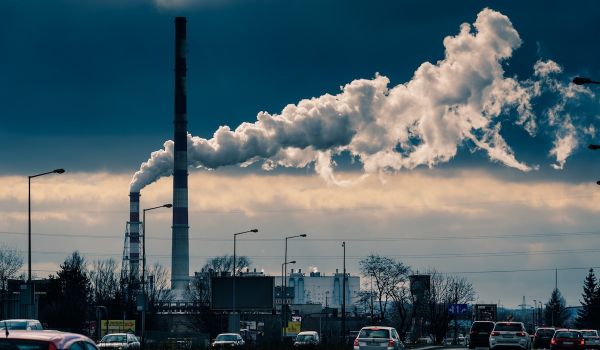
<box><xmin>489</xmin><ymin>322</ymin><xmax>529</xmax><ymax>350</ymax></box>
<box><xmin>581</xmin><ymin>330</ymin><xmax>600</xmax><ymax>349</ymax></box>
<box><xmin>0</xmin><ymin>319</ymin><xmax>43</xmax><ymax>330</ymax></box>
<box><xmin>353</xmin><ymin>326</ymin><xmax>404</xmax><ymax>350</ymax></box>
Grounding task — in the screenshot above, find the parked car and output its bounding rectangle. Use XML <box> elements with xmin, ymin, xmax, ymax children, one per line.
<box><xmin>353</xmin><ymin>326</ymin><xmax>404</xmax><ymax>350</ymax></box>
<box><xmin>469</xmin><ymin>321</ymin><xmax>495</xmax><ymax>348</ymax></box>
<box><xmin>97</xmin><ymin>333</ymin><xmax>140</xmax><ymax>350</ymax></box>
<box><xmin>294</xmin><ymin>331</ymin><xmax>320</xmax><ymax>348</ymax></box>
<box><xmin>489</xmin><ymin>322</ymin><xmax>530</xmax><ymax>350</ymax></box>
<box><xmin>550</xmin><ymin>330</ymin><xmax>585</xmax><ymax>350</ymax></box>
<box><xmin>211</xmin><ymin>333</ymin><xmax>245</xmax><ymax>348</ymax></box>
<box><xmin>534</xmin><ymin>328</ymin><xmax>556</xmax><ymax>349</ymax></box>
<box><xmin>580</xmin><ymin>330</ymin><xmax>600</xmax><ymax>350</ymax></box>
<box><xmin>417</xmin><ymin>336</ymin><xmax>434</xmax><ymax>344</ymax></box>
<box><xmin>0</xmin><ymin>319</ymin><xmax>43</xmax><ymax>330</ymax></box>
<box><xmin>0</xmin><ymin>329</ymin><xmax>98</xmax><ymax>350</ymax></box>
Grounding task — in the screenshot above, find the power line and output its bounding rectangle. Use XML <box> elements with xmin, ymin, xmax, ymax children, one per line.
<box><xmin>2</xmin><ymin>229</ymin><xmax>600</xmax><ymax>241</ymax></box>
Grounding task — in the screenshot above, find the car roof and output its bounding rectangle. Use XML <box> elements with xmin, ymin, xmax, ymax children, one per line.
<box><xmin>298</xmin><ymin>331</ymin><xmax>318</xmax><ymax>335</ymax></box>
<box><xmin>103</xmin><ymin>333</ymin><xmax>129</xmax><ymax>336</ymax></box>
<box><xmin>361</xmin><ymin>326</ymin><xmax>394</xmax><ymax>330</ymax></box>
<box><xmin>3</xmin><ymin>330</ymin><xmax>94</xmax><ymax>347</ymax></box>
<box><xmin>217</xmin><ymin>333</ymin><xmax>241</xmax><ymax>336</ymax></box>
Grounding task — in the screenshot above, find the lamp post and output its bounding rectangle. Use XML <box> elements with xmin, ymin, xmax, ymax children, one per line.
<box><xmin>28</xmin><ymin>169</ymin><xmax>65</xmax><ymax>283</ymax></box>
<box><xmin>141</xmin><ymin>203</ymin><xmax>172</xmax><ymax>347</ymax></box>
<box><xmin>28</xmin><ymin>168</ymin><xmax>64</xmax><ymax>313</ymax></box>
<box><xmin>281</xmin><ymin>260</ymin><xmax>296</xmax><ymax>337</ymax></box>
<box><xmin>233</xmin><ymin>229</ymin><xmax>258</xmax><ymax>316</ymax></box>
<box><xmin>572</xmin><ymin>77</ymin><xmax>600</xmax><ymax>85</ymax></box>
<box><xmin>284</xmin><ymin>234</ymin><xmax>306</xmax><ymax>319</ymax></box>
<box><xmin>341</xmin><ymin>241</ymin><xmax>346</xmax><ymax>344</ymax></box>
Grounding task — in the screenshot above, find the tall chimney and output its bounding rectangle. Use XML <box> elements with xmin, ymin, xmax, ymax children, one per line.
<box><xmin>171</xmin><ymin>16</ymin><xmax>189</xmax><ymax>296</ymax></box>
<box><xmin>129</xmin><ymin>191</ymin><xmax>141</xmax><ymax>287</ymax></box>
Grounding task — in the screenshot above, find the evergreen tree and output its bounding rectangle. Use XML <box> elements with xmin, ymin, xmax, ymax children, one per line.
<box><xmin>544</xmin><ymin>288</ymin><xmax>569</xmax><ymax>327</ymax></box>
<box><xmin>575</xmin><ymin>269</ymin><xmax>597</xmax><ymax>329</ymax></box>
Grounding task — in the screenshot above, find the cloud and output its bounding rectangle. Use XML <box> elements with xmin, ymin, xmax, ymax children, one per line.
<box><xmin>127</xmin><ymin>8</ymin><xmax>595</xmax><ymax>191</ymax></box>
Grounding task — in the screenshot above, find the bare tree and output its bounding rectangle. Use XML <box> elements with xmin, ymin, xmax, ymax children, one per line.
<box><xmin>89</xmin><ymin>258</ymin><xmax>119</xmax><ymax>304</ymax></box>
<box><xmin>426</xmin><ymin>270</ymin><xmax>476</xmax><ymax>343</ymax></box>
<box><xmin>147</xmin><ymin>262</ymin><xmax>174</xmax><ymax>310</ymax></box>
<box><xmin>359</xmin><ymin>254</ymin><xmax>410</xmax><ymax>322</ymax></box>
<box><xmin>202</xmin><ymin>255</ymin><xmax>251</xmax><ymax>275</ymax></box>
<box><xmin>0</xmin><ymin>244</ymin><xmax>23</xmax><ymax>291</ymax></box>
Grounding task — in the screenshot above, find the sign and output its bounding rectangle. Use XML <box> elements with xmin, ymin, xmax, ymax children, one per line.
<box><xmin>100</xmin><ymin>320</ymin><xmax>136</xmax><ymax>337</ymax></box>
<box><xmin>474</xmin><ymin>304</ymin><xmax>497</xmax><ymax>321</ymax></box>
<box><xmin>285</xmin><ymin>321</ymin><xmax>301</xmax><ymax>336</ymax></box>
<box><xmin>448</xmin><ymin>303</ymin><xmax>468</xmax><ymax>315</ymax></box>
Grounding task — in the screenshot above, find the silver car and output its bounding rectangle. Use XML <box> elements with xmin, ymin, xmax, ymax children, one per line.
<box><xmin>353</xmin><ymin>326</ymin><xmax>404</xmax><ymax>350</ymax></box>
<box><xmin>97</xmin><ymin>333</ymin><xmax>140</xmax><ymax>350</ymax></box>
<box><xmin>490</xmin><ymin>322</ymin><xmax>530</xmax><ymax>350</ymax></box>
<box><xmin>581</xmin><ymin>330</ymin><xmax>600</xmax><ymax>349</ymax></box>
<box><xmin>0</xmin><ymin>319</ymin><xmax>43</xmax><ymax>330</ymax></box>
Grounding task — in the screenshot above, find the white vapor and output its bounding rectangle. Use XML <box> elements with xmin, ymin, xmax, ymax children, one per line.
<box><xmin>130</xmin><ymin>8</ymin><xmax>590</xmax><ymax>192</ymax></box>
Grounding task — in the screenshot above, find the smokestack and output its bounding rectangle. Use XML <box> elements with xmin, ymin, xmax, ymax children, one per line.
<box><xmin>129</xmin><ymin>192</ymin><xmax>141</xmax><ymax>286</ymax></box>
<box><xmin>171</xmin><ymin>16</ymin><xmax>189</xmax><ymax>296</ymax></box>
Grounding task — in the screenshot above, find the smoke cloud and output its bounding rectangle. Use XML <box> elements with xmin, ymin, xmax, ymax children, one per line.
<box><xmin>130</xmin><ymin>8</ymin><xmax>594</xmax><ymax>192</ymax></box>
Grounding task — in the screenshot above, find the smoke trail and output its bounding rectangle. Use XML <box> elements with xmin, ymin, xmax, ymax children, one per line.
<box><xmin>130</xmin><ymin>8</ymin><xmax>594</xmax><ymax>192</ymax></box>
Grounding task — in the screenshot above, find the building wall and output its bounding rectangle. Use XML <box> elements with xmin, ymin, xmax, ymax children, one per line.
<box><xmin>275</xmin><ymin>270</ymin><xmax>360</xmax><ymax>312</ymax></box>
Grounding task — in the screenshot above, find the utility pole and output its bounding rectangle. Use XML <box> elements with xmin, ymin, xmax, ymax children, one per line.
<box><xmin>342</xmin><ymin>241</ymin><xmax>346</xmax><ymax>345</ymax></box>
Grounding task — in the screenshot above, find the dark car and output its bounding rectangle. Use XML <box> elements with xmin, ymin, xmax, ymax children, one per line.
<box><xmin>534</xmin><ymin>328</ymin><xmax>556</xmax><ymax>349</ymax></box>
<box><xmin>0</xmin><ymin>330</ymin><xmax>98</xmax><ymax>350</ymax></box>
<box><xmin>550</xmin><ymin>330</ymin><xmax>585</xmax><ymax>350</ymax></box>
<box><xmin>469</xmin><ymin>321</ymin><xmax>495</xmax><ymax>348</ymax></box>
<box><xmin>212</xmin><ymin>333</ymin><xmax>245</xmax><ymax>349</ymax></box>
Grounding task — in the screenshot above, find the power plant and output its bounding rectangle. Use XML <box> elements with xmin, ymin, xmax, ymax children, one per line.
<box><xmin>123</xmin><ymin>17</ymin><xmax>190</xmax><ymax>301</ymax></box>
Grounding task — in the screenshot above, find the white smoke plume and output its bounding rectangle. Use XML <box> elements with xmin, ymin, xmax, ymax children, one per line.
<box><xmin>130</xmin><ymin>8</ymin><xmax>592</xmax><ymax>192</ymax></box>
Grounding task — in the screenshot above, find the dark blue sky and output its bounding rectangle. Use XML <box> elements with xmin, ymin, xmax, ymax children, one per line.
<box><xmin>2</xmin><ymin>0</ymin><xmax>600</xmax><ymax>179</ymax></box>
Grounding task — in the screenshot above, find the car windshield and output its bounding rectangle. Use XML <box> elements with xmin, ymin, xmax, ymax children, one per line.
<box><xmin>537</xmin><ymin>329</ymin><xmax>555</xmax><ymax>336</ymax></box>
<box><xmin>216</xmin><ymin>335</ymin><xmax>238</xmax><ymax>341</ymax></box>
<box><xmin>495</xmin><ymin>324</ymin><xmax>523</xmax><ymax>332</ymax></box>
<box><xmin>359</xmin><ymin>329</ymin><xmax>390</xmax><ymax>339</ymax></box>
<box><xmin>101</xmin><ymin>335</ymin><xmax>127</xmax><ymax>343</ymax></box>
<box><xmin>296</xmin><ymin>335</ymin><xmax>315</xmax><ymax>341</ymax></box>
<box><xmin>555</xmin><ymin>332</ymin><xmax>580</xmax><ymax>339</ymax></box>
<box><xmin>0</xmin><ymin>339</ymin><xmax>49</xmax><ymax>350</ymax></box>
<box><xmin>1</xmin><ymin>322</ymin><xmax>27</xmax><ymax>330</ymax></box>
<box><xmin>472</xmin><ymin>322</ymin><xmax>494</xmax><ymax>331</ymax></box>
<box><xmin>581</xmin><ymin>331</ymin><xmax>598</xmax><ymax>337</ymax></box>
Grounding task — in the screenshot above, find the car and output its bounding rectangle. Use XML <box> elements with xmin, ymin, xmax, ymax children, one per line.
<box><xmin>97</xmin><ymin>333</ymin><xmax>140</xmax><ymax>350</ymax></box>
<box><xmin>469</xmin><ymin>321</ymin><xmax>495</xmax><ymax>348</ymax></box>
<box><xmin>417</xmin><ymin>336</ymin><xmax>433</xmax><ymax>344</ymax></box>
<box><xmin>211</xmin><ymin>333</ymin><xmax>245</xmax><ymax>348</ymax></box>
<box><xmin>294</xmin><ymin>331</ymin><xmax>320</xmax><ymax>348</ymax></box>
<box><xmin>353</xmin><ymin>326</ymin><xmax>404</xmax><ymax>350</ymax></box>
<box><xmin>550</xmin><ymin>330</ymin><xmax>585</xmax><ymax>350</ymax></box>
<box><xmin>0</xmin><ymin>319</ymin><xmax>43</xmax><ymax>331</ymax></box>
<box><xmin>580</xmin><ymin>330</ymin><xmax>600</xmax><ymax>350</ymax></box>
<box><xmin>0</xmin><ymin>329</ymin><xmax>98</xmax><ymax>350</ymax></box>
<box><xmin>489</xmin><ymin>322</ymin><xmax>530</xmax><ymax>350</ymax></box>
<box><xmin>534</xmin><ymin>328</ymin><xmax>556</xmax><ymax>349</ymax></box>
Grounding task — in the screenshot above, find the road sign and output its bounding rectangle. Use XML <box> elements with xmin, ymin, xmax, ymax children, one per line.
<box><xmin>448</xmin><ymin>303</ymin><xmax>468</xmax><ymax>315</ymax></box>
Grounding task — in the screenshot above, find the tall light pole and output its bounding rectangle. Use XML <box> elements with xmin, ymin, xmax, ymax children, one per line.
<box><xmin>27</xmin><ymin>169</ymin><xmax>65</xmax><ymax>284</ymax></box>
<box><xmin>141</xmin><ymin>203</ymin><xmax>172</xmax><ymax>347</ymax></box>
<box><xmin>342</xmin><ymin>241</ymin><xmax>346</xmax><ymax>344</ymax></box>
<box><xmin>233</xmin><ymin>229</ymin><xmax>258</xmax><ymax>315</ymax></box>
<box><xmin>282</xmin><ymin>233</ymin><xmax>306</xmax><ymax>332</ymax></box>
<box><xmin>281</xmin><ymin>260</ymin><xmax>296</xmax><ymax>337</ymax></box>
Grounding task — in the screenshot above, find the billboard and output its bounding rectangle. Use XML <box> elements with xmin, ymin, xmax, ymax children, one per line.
<box><xmin>211</xmin><ymin>276</ymin><xmax>274</xmax><ymax>311</ymax></box>
<box><xmin>474</xmin><ymin>304</ymin><xmax>497</xmax><ymax>321</ymax></box>
<box><xmin>99</xmin><ymin>320</ymin><xmax>136</xmax><ymax>337</ymax></box>
<box><xmin>409</xmin><ymin>274</ymin><xmax>431</xmax><ymax>303</ymax></box>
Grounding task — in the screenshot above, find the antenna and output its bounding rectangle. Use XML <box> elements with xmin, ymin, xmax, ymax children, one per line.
<box><xmin>4</xmin><ymin>321</ymin><xmax>9</xmax><ymax>337</ymax></box>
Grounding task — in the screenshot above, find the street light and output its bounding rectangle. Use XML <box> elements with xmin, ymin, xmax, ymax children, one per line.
<box><xmin>341</xmin><ymin>241</ymin><xmax>346</xmax><ymax>343</ymax></box>
<box><xmin>572</xmin><ymin>77</ymin><xmax>600</xmax><ymax>85</ymax></box>
<box><xmin>282</xmin><ymin>233</ymin><xmax>306</xmax><ymax>336</ymax></box>
<box><xmin>233</xmin><ymin>228</ymin><xmax>258</xmax><ymax>315</ymax></box>
<box><xmin>141</xmin><ymin>203</ymin><xmax>172</xmax><ymax>347</ymax></box>
<box><xmin>28</xmin><ymin>168</ymin><xmax>65</xmax><ymax>283</ymax></box>
<box><xmin>281</xmin><ymin>260</ymin><xmax>296</xmax><ymax>337</ymax></box>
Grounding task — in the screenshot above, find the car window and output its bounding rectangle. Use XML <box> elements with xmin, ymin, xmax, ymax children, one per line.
<box><xmin>216</xmin><ymin>335</ymin><xmax>238</xmax><ymax>341</ymax></box>
<box><xmin>536</xmin><ymin>329</ymin><xmax>555</xmax><ymax>336</ymax></box>
<box><xmin>494</xmin><ymin>323</ymin><xmax>523</xmax><ymax>332</ymax></box>
<box><xmin>68</xmin><ymin>342</ymin><xmax>85</xmax><ymax>350</ymax></box>
<box><xmin>0</xmin><ymin>339</ymin><xmax>49</xmax><ymax>350</ymax></box>
<box><xmin>472</xmin><ymin>322</ymin><xmax>495</xmax><ymax>332</ymax></box>
<box><xmin>582</xmin><ymin>331</ymin><xmax>598</xmax><ymax>337</ymax></box>
<box><xmin>359</xmin><ymin>329</ymin><xmax>390</xmax><ymax>339</ymax></box>
<box><xmin>83</xmin><ymin>342</ymin><xmax>99</xmax><ymax>350</ymax></box>
<box><xmin>555</xmin><ymin>332</ymin><xmax>581</xmax><ymax>339</ymax></box>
